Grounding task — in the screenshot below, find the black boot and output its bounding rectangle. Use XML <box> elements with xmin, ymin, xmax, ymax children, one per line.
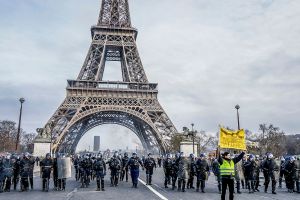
<box><xmin>218</xmin><ymin>183</ymin><xmax>222</xmax><ymax>194</ymax></box>
<box><xmin>182</xmin><ymin>180</ymin><xmax>186</xmax><ymax>192</ymax></box>
<box><xmin>30</xmin><ymin>178</ymin><xmax>33</xmax><ymax>190</ymax></box>
<box><xmin>201</xmin><ymin>180</ymin><xmax>205</xmax><ymax>193</ymax></box>
<box><xmin>101</xmin><ymin>179</ymin><xmax>105</xmax><ymax>191</ymax></box>
<box><xmin>96</xmin><ymin>180</ymin><xmax>100</xmax><ymax>191</ymax></box>
<box><xmin>177</xmin><ymin>180</ymin><xmax>181</xmax><ymax>192</ymax></box>
<box><xmin>241</xmin><ymin>180</ymin><xmax>245</xmax><ymax>189</ymax></box>
<box><xmin>149</xmin><ymin>175</ymin><xmax>152</xmax><ymax>185</ymax></box>
<box><xmin>196</xmin><ymin>180</ymin><xmax>200</xmax><ymax>192</ymax></box>
<box><xmin>271</xmin><ymin>180</ymin><xmax>276</xmax><ymax>194</ymax></box>
<box><xmin>296</xmin><ymin>181</ymin><xmax>300</xmax><ymax>193</ymax></box>
<box><xmin>236</xmin><ymin>181</ymin><xmax>241</xmax><ymax>194</ymax></box>
<box><xmin>278</xmin><ymin>177</ymin><xmax>282</xmax><ymax>188</ymax></box>
<box><xmin>110</xmin><ymin>177</ymin><xmax>114</xmax><ymax>187</ymax></box>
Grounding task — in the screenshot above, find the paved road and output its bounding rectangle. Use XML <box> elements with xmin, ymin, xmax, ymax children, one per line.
<box><xmin>0</xmin><ymin>167</ymin><xmax>299</xmax><ymax>200</ymax></box>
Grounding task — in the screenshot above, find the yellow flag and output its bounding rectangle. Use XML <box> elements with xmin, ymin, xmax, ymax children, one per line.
<box><xmin>219</xmin><ymin>127</ymin><xmax>246</xmax><ymax>150</ymax></box>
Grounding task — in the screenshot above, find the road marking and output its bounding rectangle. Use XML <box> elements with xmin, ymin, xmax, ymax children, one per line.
<box><xmin>138</xmin><ymin>178</ymin><xmax>169</xmax><ymax>200</ymax></box>
<box><xmin>66</xmin><ymin>188</ymin><xmax>77</xmax><ymax>200</ymax></box>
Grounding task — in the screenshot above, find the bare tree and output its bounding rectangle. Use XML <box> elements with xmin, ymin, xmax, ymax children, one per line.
<box><xmin>258</xmin><ymin>124</ymin><xmax>286</xmax><ymax>157</ymax></box>
<box><xmin>21</xmin><ymin>133</ymin><xmax>36</xmax><ymax>153</ymax></box>
<box><xmin>0</xmin><ymin>120</ymin><xmax>18</xmax><ymax>152</ymax></box>
<box><xmin>195</xmin><ymin>130</ymin><xmax>217</xmax><ymax>152</ymax></box>
<box><xmin>170</xmin><ymin>133</ymin><xmax>186</xmax><ymax>153</ymax></box>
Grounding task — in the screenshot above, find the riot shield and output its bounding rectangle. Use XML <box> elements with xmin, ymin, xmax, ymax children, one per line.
<box><xmin>57</xmin><ymin>157</ymin><xmax>72</xmax><ymax>179</ymax></box>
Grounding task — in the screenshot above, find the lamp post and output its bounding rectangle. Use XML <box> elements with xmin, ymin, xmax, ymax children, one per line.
<box><xmin>191</xmin><ymin>123</ymin><xmax>195</xmax><ymax>154</ymax></box>
<box><xmin>235</xmin><ymin>104</ymin><xmax>240</xmax><ymax>130</ymax></box>
<box><xmin>16</xmin><ymin>97</ymin><xmax>25</xmax><ymax>151</ymax></box>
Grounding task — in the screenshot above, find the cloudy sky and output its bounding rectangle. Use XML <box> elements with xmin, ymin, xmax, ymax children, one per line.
<box><xmin>0</xmin><ymin>0</ymin><xmax>299</xmax><ymax>150</ymax></box>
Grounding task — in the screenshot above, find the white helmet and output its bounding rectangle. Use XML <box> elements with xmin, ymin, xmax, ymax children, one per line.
<box><xmin>290</xmin><ymin>156</ymin><xmax>296</xmax><ymax>162</ymax></box>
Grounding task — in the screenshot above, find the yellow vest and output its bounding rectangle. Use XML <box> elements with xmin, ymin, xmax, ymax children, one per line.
<box><xmin>220</xmin><ymin>159</ymin><xmax>235</xmax><ymax>176</ymax></box>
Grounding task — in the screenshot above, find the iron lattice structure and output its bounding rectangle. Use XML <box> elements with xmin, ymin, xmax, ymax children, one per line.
<box><xmin>42</xmin><ymin>0</ymin><xmax>177</xmax><ymax>154</ymax></box>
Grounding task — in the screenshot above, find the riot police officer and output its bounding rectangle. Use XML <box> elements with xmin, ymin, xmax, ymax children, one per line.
<box><xmin>254</xmin><ymin>155</ymin><xmax>261</xmax><ymax>192</ymax></box>
<box><xmin>163</xmin><ymin>153</ymin><xmax>172</xmax><ymax>188</ymax></box>
<box><xmin>13</xmin><ymin>155</ymin><xmax>21</xmax><ymax>191</ymax></box>
<box><xmin>2</xmin><ymin>154</ymin><xmax>14</xmax><ymax>192</ymax></box>
<box><xmin>107</xmin><ymin>151</ymin><xmax>121</xmax><ymax>187</ymax></box>
<box><xmin>195</xmin><ymin>153</ymin><xmax>209</xmax><ymax>193</ymax></box>
<box><xmin>262</xmin><ymin>153</ymin><xmax>278</xmax><ymax>194</ymax></box>
<box><xmin>93</xmin><ymin>153</ymin><xmax>106</xmax><ymax>191</ymax></box>
<box><xmin>157</xmin><ymin>156</ymin><xmax>162</xmax><ymax>168</ymax></box>
<box><xmin>28</xmin><ymin>154</ymin><xmax>35</xmax><ymax>190</ymax></box>
<box><xmin>73</xmin><ymin>155</ymin><xmax>80</xmax><ymax>181</ymax></box>
<box><xmin>0</xmin><ymin>156</ymin><xmax>4</xmax><ymax>193</ymax></box>
<box><xmin>19</xmin><ymin>153</ymin><xmax>32</xmax><ymax>192</ymax></box>
<box><xmin>80</xmin><ymin>154</ymin><xmax>92</xmax><ymax>188</ymax></box>
<box><xmin>187</xmin><ymin>153</ymin><xmax>196</xmax><ymax>189</ymax></box>
<box><xmin>284</xmin><ymin>156</ymin><xmax>297</xmax><ymax>193</ymax></box>
<box><xmin>171</xmin><ymin>153</ymin><xmax>179</xmax><ymax>190</ymax></box>
<box><xmin>243</xmin><ymin>155</ymin><xmax>256</xmax><ymax>193</ymax></box>
<box><xmin>40</xmin><ymin>153</ymin><xmax>53</xmax><ymax>192</ymax></box>
<box><xmin>144</xmin><ymin>153</ymin><xmax>157</xmax><ymax>185</ymax></box>
<box><xmin>125</xmin><ymin>152</ymin><xmax>144</xmax><ymax>188</ymax></box>
<box><xmin>211</xmin><ymin>157</ymin><xmax>221</xmax><ymax>194</ymax></box>
<box><xmin>177</xmin><ymin>152</ymin><xmax>190</xmax><ymax>192</ymax></box>
<box><xmin>121</xmin><ymin>152</ymin><xmax>129</xmax><ymax>182</ymax></box>
<box><xmin>295</xmin><ymin>157</ymin><xmax>300</xmax><ymax>193</ymax></box>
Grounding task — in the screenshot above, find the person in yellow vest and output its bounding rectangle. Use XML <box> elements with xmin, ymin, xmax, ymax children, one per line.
<box><xmin>218</xmin><ymin>149</ymin><xmax>245</xmax><ymax>200</ymax></box>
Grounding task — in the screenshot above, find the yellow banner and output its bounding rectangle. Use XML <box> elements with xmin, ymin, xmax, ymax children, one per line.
<box><xmin>219</xmin><ymin>127</ymin><xmax>246</xmax><ymax>150</ymax></box>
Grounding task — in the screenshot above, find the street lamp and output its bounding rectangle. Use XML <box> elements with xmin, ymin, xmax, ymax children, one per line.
<box><xmin>191</xmin><ymin>123</ymin><xmax>195</xmax><ymax>154</ymax></box>
<box><xmin>235</xmin><ymin>104</ymin><xmax>240</xmax><ymax>130</ymax></box>
<box><xmin>16</xmin><ymin>97</ymin><xmax>25</xmax><ymax>151</ymax></box>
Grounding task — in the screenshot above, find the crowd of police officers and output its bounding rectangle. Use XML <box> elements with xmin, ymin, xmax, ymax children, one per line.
<box><xmin>0</xmin><ymin>150</ymin><xmax>300</xmax><ymax>199</ymax></box>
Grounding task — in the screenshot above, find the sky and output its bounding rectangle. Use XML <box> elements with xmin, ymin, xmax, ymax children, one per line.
<box><xmin>0</xmin><ymin>0</ymin><xmax>300</xmax><ymax>150</ymax></box>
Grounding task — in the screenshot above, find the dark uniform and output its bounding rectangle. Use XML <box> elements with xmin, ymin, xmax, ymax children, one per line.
<box><xmin>40</xmin><ymin>154</ymin><xmax>53</xmax><ymax>192</ymax></box>
<box><xmin>211</xmin><ymin>158</ymin><xmax>221</xmax><ymax>193</ymax></box>
<box><xmin>195</xmin><ymin>155</ymin><xmax>209</xmax><ymax>193</ymax></box>
<box><xmin>278</xmin><ymin>157</ymin><xmax>286</xmax><ymax>188</ymax></box>
<box><xmin>19</xmin><ymin>154</ymin><xmax>32</xmax><ymax>192</ymax></box>
<box><xmin>0</xmin><ymin>157</ymin><xmax>4</xmax><ymax>193</ymax></box>
<box><xmin>157</xmin><ymin>157</ymin><xmax>162</xmax><ymax>168</ymax></box>
<box><xmin>144</xmin><ymin>153</ymin><xmax>157</xmax><ymax>185</ymax></box>
<box><xmin>187</xmin><ymin>154</ymin><xmax>196</xmax><ymax>189</ymax></box>
<box><xmin>79</xmin><ymin>155</ymin><xmax>92</xmax><ymax>188</ymax></box>
<box><xmin>254</xmin><ymin>156</ymin><xmax>261</xmax><ymax>191</ymax></box>
<box><xmin>121</xmin><ymin>153</ymin><xmax>129</xmax><ymax>182</ymax></box>
<box><xmin>295</xmin><ymin>158</ymin><xmax>300</xmax><ymax>193</ymax></box>
<box><xmin>73</xmin><ymin>156</ymin><xmax>80</xmax><ymax>181</ymax></box>
<box><xmin>163</xmin><ymin>154</ymin><xmax>173</xmax><ymax>188</ymax></box>
<box><xmin>28</xmin><ymin>156</ymin><xmax>35</xmax><ymax>190</ymax></box>
<box><xmin>284</xmin><ymin>157</ymin><xmax>297</xmax><ymax>193</ymax></box>
<box><xmin>243</xmin><ymin>155</ymin><xmax>256</xmax><ymax>193</ymax></box>
<box><xmin>125</xmin><ymin>153</ymin><xmax>144</xmax><ymax>188</ymax></box>
<box><xmin>13</xmin><ymin>157</ymin><xmax>21</xmax><ymax>190</ymax></box>
<box><xmin>107</xmin><ymin>153</ymin><xmax>122</xmax><ymax>187</ymax></box>
<box><xmin>171</xmin><ymin>154</ymin><xmax>179</xmax><ymax>190</ymax></box>
<box><xmin>261</xmin><ymin>153</ymin><xmax>278</xmax><ymax>194</ymax></box>
<box><xmin>93</xmin><ymin>154</ymin><xmax>106</xmax><ymax>191</ymax></box>
<box><xmin>2</xmin><ymin>156</ymin><xmax>14</xmax><ymax>192</ymax></box>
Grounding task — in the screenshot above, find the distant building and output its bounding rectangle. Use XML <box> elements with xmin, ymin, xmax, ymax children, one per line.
<box><xmin>94</xmin><ymin>136</ymin><xmax>100</xmax><ymax>152</ymax></box>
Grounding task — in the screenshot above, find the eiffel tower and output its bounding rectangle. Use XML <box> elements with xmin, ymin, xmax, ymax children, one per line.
<box><xmin>37</xmin><ymin>0</ymin><xmax>177</xmax><ymax>154</ymax></box>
